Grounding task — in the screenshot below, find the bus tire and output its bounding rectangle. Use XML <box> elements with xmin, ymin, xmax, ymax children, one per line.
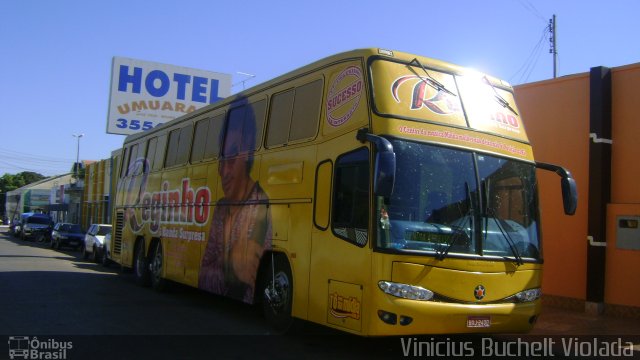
<box><xmin>133</xmin><ymin>239</ymin><xmax>150</xmax><ymax>287</ymax></box>
<box><xmin>150</xmin><ymin>240</ymin><xmax>168</xmax><ymax>292</ymax></box>
<box><xmin>261</xmin><ymin>254</ymin><xmax>293</xmax><ymax>333</ymax></box>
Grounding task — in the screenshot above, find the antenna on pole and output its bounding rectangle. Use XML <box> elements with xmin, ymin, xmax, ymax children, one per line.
<box><xmin>549</xmin><ymin>14</ymin><xmax>557</xmax><ymax>78</ymax></box>
<box><xmin>233</xmin><ymin>72</ymin><xmax>256</xmax><ymax>90</ymax></box>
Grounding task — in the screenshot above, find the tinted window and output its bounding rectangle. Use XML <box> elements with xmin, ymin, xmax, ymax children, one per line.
<box><xmin>191</xmin><ymin>119</ymin><xmax>209</xmax><ymax>163</ymax></box>
<box><xmin>153</xmin><ymin>134</ymin><xmax>167</xmax><ymax>171</ymax></box>
<box><xmin>266</xmin><ymin>89</ymin><xmax>294</xmax><ymax>147</ymax></box>
<box><xmin>226</xmin><ymin>100</ymin><xmax>266</xmax><ymax>154</ymax></box>
<box><xmin>165</xmin><ymin>129</ymin><xmax>181</xmax><ymax>167</ymax></box>
<box><xmin>266</xmin><ymin>80</ymin><xmax>322</xmax><ymax>148</ymax></box>
<box><xmin>290</xmin><ymin>79</ymin><xmax>322</xmax><ymax>141</ymax></box>
<box><xmin>146</xmin><ymin>137</ymin><xmax>158</xmax><ymax>170</ymax></box>
<box><xmin>175</xmin><ymin>124</ymin><xmax>194</xmax><ymax>165</ymax></box>
<box><xmin>204</xmin><ymin>114</ymin><xmax>225</xmax><ymax>159</ymax></box>
<box><xmin>128</xmin><ymin>144</ymin><xmax>139</xmax><ymax>175</ymax></box>
<box><xmin>332</xmin><ymin>147</ymin><xmax>369</xmax><ymax>246</ymax></box>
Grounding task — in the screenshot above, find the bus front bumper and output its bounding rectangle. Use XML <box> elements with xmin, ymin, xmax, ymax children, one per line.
<box><xmin>367</xmin><ymin>295</ymin><xmax>541</xmax><ymax>336</ymax></box>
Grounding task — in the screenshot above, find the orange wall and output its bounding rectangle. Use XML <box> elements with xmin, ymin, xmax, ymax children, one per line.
<box><xmin>605</xmin><ymin>64</ymin><xmax>640</xmax><ymax>308</ymax></box>
<box><xmin>514</xmin><ymin>74</ymin><xmax>590</xmax><ymax>301</ymax></box>
<box><xmin>611</xmin><ymin>64</ymin><xmax>640</xmax><ymax>203</ymax></box>
<box><xmin>515</xmin><ymin>63</ymin><xmax>640</xmax><ymax>309</ymax></box>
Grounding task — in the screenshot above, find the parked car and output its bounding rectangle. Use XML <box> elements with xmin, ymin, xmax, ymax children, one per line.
<box><xmin>16</xmin><ymin>212</ymin><xmax>53</xmax><ymax>242</ymax></box>
<box><xmin>100</xmin><ymin>232</ymin><xmax>112</xmax><ymax>267</ymax></box>
<box><xmin>83</xmin><ymin>224</ymin><xmax>112</xmax><ymax>262</ymax></box>
<box><xmin>10</xmin><ymin>217</ymin><xmax>21</xmax><ymax>236</ymax></box>
<box><xmin>50</xmin><ymin>223</ymin><xmax>84</xmax><ymax>250</ymax></box>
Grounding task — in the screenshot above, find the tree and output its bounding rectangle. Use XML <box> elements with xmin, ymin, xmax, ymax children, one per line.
<box><xmin>0</xmin><ymin>171</ymin><xmax>46</xmax><ymax>193</ymax></box>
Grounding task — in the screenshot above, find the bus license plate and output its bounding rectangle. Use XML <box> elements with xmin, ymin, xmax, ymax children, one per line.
<box><xmin>467</xmin><ymin>316</ymin><xmax>491</xmax><ymax>328</ymax></box>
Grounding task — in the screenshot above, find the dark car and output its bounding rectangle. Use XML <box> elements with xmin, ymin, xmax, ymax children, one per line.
<box><xmin>50</xmin><ymin>223</ymin><xmax>84</xmax><ymax>250</ymax></box>
<box><xmin>14</xmin><ymin>212</ymin><xmax>53</xmax><ymax>242</ymax></box>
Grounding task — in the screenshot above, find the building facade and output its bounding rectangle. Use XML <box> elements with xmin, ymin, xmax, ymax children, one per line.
<box><xmin>515</xmin><ymin>62</ymin><xmax>640</xmax><ymax>318</ymax></box>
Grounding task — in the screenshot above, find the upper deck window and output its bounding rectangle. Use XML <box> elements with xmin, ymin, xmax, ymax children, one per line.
<box><xmin>266</xmin><ymin>79</ymin><xmax>323</xmax><ymax>148</ymax></box>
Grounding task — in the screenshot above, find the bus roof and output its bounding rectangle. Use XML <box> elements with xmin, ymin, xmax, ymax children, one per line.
<box><xmin>121</xmin><ymin>48</ymin><xmax>516</xmax><ymax>145</ymax></box>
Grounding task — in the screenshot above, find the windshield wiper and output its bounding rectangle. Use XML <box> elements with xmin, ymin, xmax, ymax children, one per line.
<box><xmin>482</xmin><ymin>76</ymin><xmax>518</xmax><ymax>116</ymax></box>
<box><xmin>436</xmin><ymin>182</ymin><xmax>473</xmax><ymax>260</ymax></box>
<box><xmin>493</xmin><ymin>217</ymin><xmax>524</xmax><ymax>266</ymax></box>
<box><xmin>435</xmin><ymin>224</ymin><xmax>470</xmax><ymax>260</ymax></box>
<box><xmin>409</xmin><ymin>58</ymin><xmax>457</xmax><ymax>97</ymax></box>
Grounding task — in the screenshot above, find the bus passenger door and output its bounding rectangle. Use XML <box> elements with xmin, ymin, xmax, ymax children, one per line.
<box><xmin>309</xmin><ymin>137</ymin><xmax>372</xmax><ymax>334</ymax></box>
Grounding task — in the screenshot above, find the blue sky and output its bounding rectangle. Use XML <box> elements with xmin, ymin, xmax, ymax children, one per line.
<box><xmin>1</xmin><ymin>0</ymin><xmax>638</xmax><ymax>176</ymax></box>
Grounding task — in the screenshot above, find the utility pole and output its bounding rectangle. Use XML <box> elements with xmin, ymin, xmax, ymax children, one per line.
<box><xmin>549</xmin><ymin>14</ymin><xmax>557</xmax><ymax>78</ymax></box>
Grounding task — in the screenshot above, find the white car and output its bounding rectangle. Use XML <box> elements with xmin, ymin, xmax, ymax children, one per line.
<box><xmin>83</xmin><ymin>224</ymin><xmax>112</xmax><ymax>262</ymax></box>
<box><xmin>100</xmin><ymin>231</ymin><xmax>113</xmax><ymax>266</ymax></box>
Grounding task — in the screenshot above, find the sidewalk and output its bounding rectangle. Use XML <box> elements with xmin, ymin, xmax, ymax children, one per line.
<box><xmin>534</xmin><ymin>305</ymin><xmax>640</xmax><ymax>336</ymax></box>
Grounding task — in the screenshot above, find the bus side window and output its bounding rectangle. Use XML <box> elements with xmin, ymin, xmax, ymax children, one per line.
<box><xmin>227</xmin><ymin>99</ymin><xmax>266</xmax><ymax>153</ymax></box>
<box><xmin>146</xmin><ymin>137</ymin><xmax>158</xmax><ymax>170</ymax></box>
<box><xmin>119</xmin><ymin>147</ymin><xmax>129</xmax><ymax>178</ymax></box>
<box><xmin>203</xmin><ymin>113</ymin><xmax>225</xmax><ymax>160</ymax></box>
<box><xmin>175</xmin><ymin>124</ymin><xmax>194</xmax><ymax>165</ymax></box>
<box><xmin>251</xmin><ymin>100</ymin><xmax>266</xmax><ymax>151</ymax></box>
<box><xmin>191</xmin><ymin>119</ymin><xmax>209</xmax><ymax>163</ymax></box>
<box><xmin>332</xmin><ymin>147</ymin><xmax>370</xmax><ymax>247</ymax></box>
<box><xmin>126</xmin><ymin>144</ymin><xmax>139</xmax><ymax>176</ymax></box>
<box><xmin>153</xmin><ymin>134</ymin><xmax>167</xmax><ymax>171</ymax></box>
<box><xmin>290</xmin><ymin>79</ymin><xmax>322</xmax><ymax>142</ymax></box>
<box><xmin>266</xmin><ymin>79</ymin><xmax>322</xmax><ymax>148</ymax></box>
<box><xmin>266</xmin><ymin>89</ymin><xmax>294</xmax><ymax>147</ymax></box>
<box><xmin>165</xmin><ymin>128</ymin><xmax>181</xmax><ymax>167</ymax></box>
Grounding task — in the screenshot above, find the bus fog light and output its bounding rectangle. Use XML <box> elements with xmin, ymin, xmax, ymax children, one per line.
<box><xmin>377</xmin><ymin>310</ymin><xmax>397</xmax><ymax>325</ymax></box>
<box><xmin>378</xmin><ymin>281</ymin><xmax>434</xmax><ymax>301</ymax></box>
<box><xmin>399</xmin><ymin>315</ymin><xmax>413</xmax><ymax>326</ymax></box>
<box><xmin>514</xmin><ymin>288</ymin><xmax>542</xmax><ymax>302</ymax></box>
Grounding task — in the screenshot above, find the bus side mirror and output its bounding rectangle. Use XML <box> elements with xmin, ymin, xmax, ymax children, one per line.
<box><xmin>357</xmin><ymin>129</ymin><xmax>396</xmax><ymax>198</ymax></box>
<box><xmin>375</xmin><ymin>151</ymin><xmax>396</xmax><ymax>197</ymax></box>
<box><xmin>536</xmin><ymin>162</ymin><xmax>578</xmax><ymax>216</ymax></box>
<box><xmin>561</xmin><ymin>176</ymin><xmax>578</xmax><ymax>215</ymax></box>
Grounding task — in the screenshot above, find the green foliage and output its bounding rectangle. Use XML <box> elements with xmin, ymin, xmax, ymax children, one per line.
<box><xmin>0</xmin><ymin>171</ymin><xmax>46</xmax><ymax>193</ymax></box>
<box><xmin>71</xmin><ymin>162</ymin><xmax>86</xmax><ymax>180</ymax></box>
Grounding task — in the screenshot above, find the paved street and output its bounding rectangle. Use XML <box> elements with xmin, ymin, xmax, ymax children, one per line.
<box><xmin>0</xmin><ymin>227</ymin><xmax>638</xmax><ymax>359</ymax></box>
<box><xmin>0</xmin><ymin>229</ymin><xmax>399</xmax><ymax>359</ymax></box>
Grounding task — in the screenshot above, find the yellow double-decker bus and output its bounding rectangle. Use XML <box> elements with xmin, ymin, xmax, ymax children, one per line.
<box><xmin>110</xmin><ymin>48</ymin><xmax>577</xmax><ymax>335</ymax></box>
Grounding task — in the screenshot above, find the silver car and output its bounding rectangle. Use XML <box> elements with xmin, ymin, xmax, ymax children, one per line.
<box><xmin>83</xmin><ymin>224</ymin><xmax>112</xmax><ymax>262</ymax></box>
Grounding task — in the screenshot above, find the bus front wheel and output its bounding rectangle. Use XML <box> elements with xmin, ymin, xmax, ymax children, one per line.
<box><xmin>150</xmin><ymin>241</ymin><xmax>168</xmax><ymax>292</ymax></box>
<box><xmin>261</xmin><ymin>254</ymin><xmax>293</xmax><ymax>333</ymax></box>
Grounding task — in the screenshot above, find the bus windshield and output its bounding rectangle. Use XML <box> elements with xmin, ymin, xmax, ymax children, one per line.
<box><xmin>376</xmin><ymin>139</ymin><xmax>541</xmax><ymax>262</ymax></box>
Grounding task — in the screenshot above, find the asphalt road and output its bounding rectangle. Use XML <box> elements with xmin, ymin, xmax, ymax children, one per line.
<box><xmin>2</xmin><ymin>228</ymin><xmax>637</xmax><ymax>359</ymax></box>
<box><xmin>0</xmin><ymin>229</ymin><xmax>403</xmax><ymax>360</ymax></box>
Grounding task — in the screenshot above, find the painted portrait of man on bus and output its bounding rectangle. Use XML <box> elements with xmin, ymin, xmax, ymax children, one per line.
<box><xmin>198</xmin><ymin>97</ymin><xmax>272</xmax><ymax>303</ymax></box>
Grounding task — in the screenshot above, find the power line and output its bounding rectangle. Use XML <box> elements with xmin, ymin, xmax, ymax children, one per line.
<box><xmin>0</xmin><ymin>147</ymin><xmax>74</xmax><ymax>164</ymax></box>
<box><xmin>517</xmin><ymin>0</ymin><xmax>547</xmax><ymax>23</ymax></box>
<box><xmin>509</xmin><ymin>25</ymin><xmax>551</xmax><ymax>84</ymax></box>
<box><xmin>0</xmin><ymin>147</ymin><xmax>75</xmax><ymax>176</ymax></box>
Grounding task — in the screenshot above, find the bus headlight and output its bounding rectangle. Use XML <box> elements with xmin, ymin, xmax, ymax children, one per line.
<box><xmin>378</xmin><ymin>281</ymin><xmax>434</xmax><ymax>301</ymax></box>
<box><xmin>514</xmin><ymin>288</ymin><xmax>542</xmax><ymax>302</ymax></box>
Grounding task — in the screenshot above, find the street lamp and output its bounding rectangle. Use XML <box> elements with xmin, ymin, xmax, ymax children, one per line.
<box><xmin>72</xmin><ymin>133</ymin><xmax>84</xmax><ymax>178</ymax></box>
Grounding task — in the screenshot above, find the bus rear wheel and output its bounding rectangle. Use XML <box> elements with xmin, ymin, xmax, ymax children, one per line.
<box><xmin>261</xmin><ymin>254</ymin><xmax>293</xmax><ymax>333</ymax></box>
<box><xmin>133</xmin><ymin>240</ymin><xmax>150</xmax><ymax>287</ymax></box>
